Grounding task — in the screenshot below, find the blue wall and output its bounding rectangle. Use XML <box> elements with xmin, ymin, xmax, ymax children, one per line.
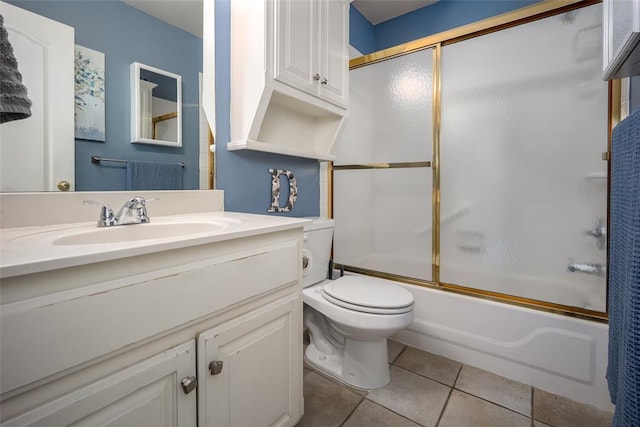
<box><xmin>349</xmin><ymin>5</ymin><xmax>375</xmax><ymax>56</ymax></box>
<box><xmin>351</xmin><ymin>0</ymin><xmax>541</xmax><ymax>55</ymax></box>
<box><xmin>214</xmin><ymin>0</ymin><xmax>319</xmax><ymax>216</ymax></box>
<box><xmin>7</xmin><ymin>0</ymin><xmax>202</xmax><ymax>191</ymax></box>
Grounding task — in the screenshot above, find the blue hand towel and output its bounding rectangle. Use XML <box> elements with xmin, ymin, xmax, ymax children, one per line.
<box><xmin>125</xmin><ymin>160</ymin><xmax>183</xmax><ymax>190</ymax></box>
<box><xmin>607</xmin><ymin>108</ymin><xmax>640</xmax><ymax>427</ymax></box>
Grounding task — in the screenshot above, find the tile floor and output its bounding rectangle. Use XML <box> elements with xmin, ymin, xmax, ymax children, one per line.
<box><xmin>299</xmin><ymin>339</ymin><xmax>614</xmax><ymax>427</ymax></box>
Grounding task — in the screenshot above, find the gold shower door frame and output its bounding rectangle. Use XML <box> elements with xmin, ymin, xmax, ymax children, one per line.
<box><xmin>332</xmin><ymin>0</ymin><xmax>614</xmax><ymax>322</ymax></box>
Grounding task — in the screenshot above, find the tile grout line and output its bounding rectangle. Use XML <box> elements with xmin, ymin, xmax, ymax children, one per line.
<box><xmin>361</xmin><ymin>397</ymin><xmax>430</xmax><ymax>427</ymax></box>
<box><xmin>338</xmin><ymin>394</ymin><xmax>366</xmax><ymax>427</ymax></box>
<box><xmin>391</xmin><ymin>343</ymin><xmax>408</xmax><ymax>365</ymax></box>
<box><xmin>393</xmin><ymin>359</ymin><xmax>460</xmax><ymax>389</ymax></box>
<box><xmin>434</xmin><ymin>362</ymin><xmax>463</xmax><ymax>427</ymax></box>
<box><xmin>453</xmin><ymin>389</ymin><xmax>535</xmax><ymax>422</ymax></box>
<box><xmin>531</xmin><ymin>388</ymin><xmax>536</xmax><ymax>426</ymax></box>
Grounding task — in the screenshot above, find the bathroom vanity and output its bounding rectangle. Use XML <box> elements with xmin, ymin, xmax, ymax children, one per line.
<box><xmin>0</xmin><ymin>191</ymin><xmax>309</xmax><ymax>427</ymax></box>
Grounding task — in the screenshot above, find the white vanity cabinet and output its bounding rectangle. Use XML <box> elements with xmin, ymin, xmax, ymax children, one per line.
<box><xmin>198</xmin><ymin>295</ymin><xmax>301</xmax><ymax>427</ymax></box>
<box><xmin>0</xmin><ymin>228</ymin><xmax>304</xmax><ymax>427</ymax></box>
<box><xmin>2</xmin><ymin>341</ymin><xmax>197</xmax><ymax>427</ymax></box>
<box><xmin>274</xmin><ymin>0</ymin><xmax>349</xmax><ymax>108</ymax></box>
<box><xmin>603</xmin><ymin>0</ymin><xmax>640</xmax><ymax>79</ymax></box>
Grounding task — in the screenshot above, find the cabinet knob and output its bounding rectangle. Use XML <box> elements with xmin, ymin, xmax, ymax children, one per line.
<box><xmin>313</xmin><ymin>73</ymin><xmax>320</xmax><ymax>82</ymax></box>
<box><xmin>57</xmin><ymin>180</ymin><xmax>71</xmax><ymax>191</ymax></box>
<box><xmin>209</xmin><ymin>360</ymin><xmax>224</xmax><ymax>375</ymax></box>
<box><xmin>180</xmin><ymin>376</ymin><xmax>198</xmax><ymax>394</ymax></box>
<box><xmin>320</xmin><ymin>77</ymin><xmax>328</xmax><ymax>85</ymax></box>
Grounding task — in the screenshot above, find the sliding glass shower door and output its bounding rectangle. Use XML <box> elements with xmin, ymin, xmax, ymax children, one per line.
<box><xmin>439</xmin><ymin>4</ymin><xmax>608</xmax><ymax>311</ymax></box>
<box><xmin>333</xmin><ymin>49</ymin><xmax>434</xmax><ymax>281</ymax></box>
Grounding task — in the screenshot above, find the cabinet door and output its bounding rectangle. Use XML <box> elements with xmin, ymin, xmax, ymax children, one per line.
<box><xmin>318</xmin><ymin>0</ymin><xmax>349</xmax><ymax>108</ymax></box>
<box><xmin>3</xmin><ymin>341</ymin><xmax>197</xmax><ymax>427</ymax></box>
<box><xmin>273</xmin><ymin>0</ymin><xmax>317</xmax><ymax>95</ymax></box>
<box><xmin>198</xmin><ymin>295</ymin><xmax>303</xmax><ymax>427</ymax></box>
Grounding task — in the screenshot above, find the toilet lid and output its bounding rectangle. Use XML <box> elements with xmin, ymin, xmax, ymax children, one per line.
<box><xmin>321</xmin><ymin>276</ymin><xmax>414</xmax><ymax>314</ymax></box>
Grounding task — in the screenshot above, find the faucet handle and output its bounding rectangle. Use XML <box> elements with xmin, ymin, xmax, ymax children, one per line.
<box><xmin>124</xmin><ymin>196</ymin><xmax>158</xmax><ymax>223</ymax></box>
<box><xmin>126</xmin><ymin>196</ymin><xmax>158</xmax><ymax>207</ymax></box>
<box><xmin>83</xmin><ymin>200</ymin><xmax>117</xmax><ymax>227</ymax></box>
<box><xmin>583</xmin><ymin>218</ymin><xmax>606</xmax><ymax>250</ymax></box>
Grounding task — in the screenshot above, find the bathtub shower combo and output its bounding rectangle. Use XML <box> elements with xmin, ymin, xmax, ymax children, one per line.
<box><xmin>332</xmin><ymin>2</ymin><xmax>613</xmax><ymax>411</ymax></box>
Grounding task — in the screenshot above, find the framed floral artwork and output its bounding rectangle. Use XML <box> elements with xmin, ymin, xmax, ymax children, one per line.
<box><xmin>74</xmin><ymin>45</ymin><xmax>105</xmax><ymax>141</ymax></box>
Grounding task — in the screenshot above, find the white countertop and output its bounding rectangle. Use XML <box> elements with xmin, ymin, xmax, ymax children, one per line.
<box><xmin>1</xmin><ymin>211</ymin><xmax>311</xmax><ymax>279</ymax></box>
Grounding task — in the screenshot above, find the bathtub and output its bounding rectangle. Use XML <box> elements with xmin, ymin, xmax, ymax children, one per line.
<box><xmin>390</xmin><ymin>280</ymin><xmax>612</xmax><ymax>411</ymax></box>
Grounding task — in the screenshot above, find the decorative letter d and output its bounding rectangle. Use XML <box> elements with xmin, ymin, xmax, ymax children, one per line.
<box><xmin>268</xmin><ymin>169</ymin><xmax>298</xmax><ymax>212</ymax></box>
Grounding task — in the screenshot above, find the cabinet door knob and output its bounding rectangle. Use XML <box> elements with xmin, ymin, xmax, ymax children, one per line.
<box><xmin>209</xmin><ymin>360</ymin><xmax>224</xmax><ymax>375</ymax></box>
<box><xmin>320</xmin><ymin>77</ymin><xmax>328</xmax><ymax>85</ymax></box>
<box><xmin>180</xmin><ymin>376</ymin><xmax>198</xmax><ymax>394</ymax></box>
<box><xmin>313</xmin><ymin>73</ymin><xmax>320</xmax><ymax>82</ymax></box>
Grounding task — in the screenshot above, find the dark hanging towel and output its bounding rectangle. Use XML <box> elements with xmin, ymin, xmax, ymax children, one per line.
<box><xmin>607</xmin><ymin>108</ymin><xmax>640</xmax><ymax>427</ymax></box>
<box><xmin>0</xmin><ymin>14</ymin><xmax>32</xmax><ymax>124</ymax></box>
<box><xmin>125</xmin><ymin>160</ymin><xmax>184</xmax><ymax>190</ymax></box>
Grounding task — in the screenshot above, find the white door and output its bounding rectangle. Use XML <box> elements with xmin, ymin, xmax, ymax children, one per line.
<box><xmin>2</xmin><ymin>340</ymin><xmax>197</xmax><ymax>427</ymax></box>
<box><xmin>198</xmin><ymin>296</ymin><xmax>303</xmax><ymax>427</ymax></box>
<box><xmin>273</xmin><ymin>0</ymin><xmax>317</xmax><ymax>96</ymax></box>
<box><xmin>318</xmin><ymin>0</ymin><xmax>349</xmax><ymax>108</ymax></box>
<box><xmin>0</xmin><ymin>1</ymin><xmax>74</xmax><ymax>192</ymax></box>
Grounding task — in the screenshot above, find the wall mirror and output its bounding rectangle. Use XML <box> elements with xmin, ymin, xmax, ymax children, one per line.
<box><xmin>131</xmin><ymin>62</ymin><xmax>182</xmax><ymax>147</ymax></box>
<box><xmin>1</xmin><ymin>0</ymin><xmax>205</xmax><ymax>192</ymax></box>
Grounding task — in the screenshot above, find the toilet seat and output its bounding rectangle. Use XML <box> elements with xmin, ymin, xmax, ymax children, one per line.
<box><xmin>321</xmin><ymin>276</ymin><xmax>414</xmax><ymax>315</ymax></box>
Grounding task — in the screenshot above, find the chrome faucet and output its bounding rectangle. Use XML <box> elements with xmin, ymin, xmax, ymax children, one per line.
<box><xmin>567</xmin><ymin>259</ymin><xmax>606</xmax><ymax>277</ymax></box>
<box><xmin>84</xmin><ymin>196</ymin><xmax>156</xmax><ymax>227</ymax></box>
<box><xmin>584</xmin><ymin>218</ymin><xmax>606</xmax><ymax>250</ymax></box>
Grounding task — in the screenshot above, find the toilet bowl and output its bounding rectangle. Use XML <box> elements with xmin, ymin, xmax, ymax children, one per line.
<box><xmin>302</xmin><ymin>218</ymin><xmax>415</xmax><ymax>389</ymax></box>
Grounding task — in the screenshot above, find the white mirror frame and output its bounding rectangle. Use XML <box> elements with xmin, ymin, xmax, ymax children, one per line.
<box><xmin>130</xmin><ymin>62</ymin><xmax>182</xmax><ymax>147</ymax></box>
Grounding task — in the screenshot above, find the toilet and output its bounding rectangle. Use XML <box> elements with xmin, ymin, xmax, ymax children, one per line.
<box><xmin>302</xmin><ymin>218</ymin><xmax>415</xmax><ymax>389</ymax></box>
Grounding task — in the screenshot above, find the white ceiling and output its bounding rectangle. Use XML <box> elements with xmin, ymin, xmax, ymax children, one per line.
<box><xmin>352</xmin><ymin>0</ymin><xmax>438</xmax><ymax>25</ymax></box>
<box><xmin>121</xmin><ymin>0</ymin><xmax>439</xmax><ymax>39</ymax></box>
<box><xmin>121</xmin><ymin>0</ymin><xmax>203</xmax><ymax>38</ymax></box>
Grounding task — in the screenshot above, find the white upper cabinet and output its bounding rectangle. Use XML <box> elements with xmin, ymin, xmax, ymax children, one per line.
<box><xmin>603</xmin><ymin>0</ymin><xmax>640</xmax><ymax>79</ymax></box>
<box><xmin>226</xmin><ymin>0</ymin><xmax>350</xmax><ymax>161</ymax></box>
<box><xmin>275</xmin><ymin>0</ymin><xmax>349</xmax><ymax>108</ymax></box>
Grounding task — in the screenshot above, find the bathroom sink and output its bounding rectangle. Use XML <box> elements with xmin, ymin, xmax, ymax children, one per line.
<box><xmin>53</xmin><ymin>222</ymin><xmax>228</xmax><ymax>246</ymax></box>
<box><xmin>8</xmin><ymin>217</ymin><xmax>242</xmax><ymax>247</ymax></box>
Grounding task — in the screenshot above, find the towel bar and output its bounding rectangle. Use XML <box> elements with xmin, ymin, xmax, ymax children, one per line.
<box><xmin>91</xmin><ymin>155</ymin><xmax>185</xmax><ymax>168</ymax></box>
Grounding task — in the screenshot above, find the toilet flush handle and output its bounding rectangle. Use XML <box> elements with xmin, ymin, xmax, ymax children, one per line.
<box><xmin>302</xmin><ymin>249</ymin><xmax>312</xmax><ymax>275</ymax></box>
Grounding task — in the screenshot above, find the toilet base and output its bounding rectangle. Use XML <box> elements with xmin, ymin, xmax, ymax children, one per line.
<box><xmin>305</xmin><ymin>337</ymin><xmax>391</xmax><ymax>390</ymax></box>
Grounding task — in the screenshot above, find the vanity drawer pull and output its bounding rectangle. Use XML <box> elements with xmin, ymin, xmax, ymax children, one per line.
<box><xmin>181</xmin><ymin>376</ymin><xmax>198</xmax><ymax>394</ymax></box>
<box><xmin>209</xmin><ymin>360</ymin><xmax>224</xmax><ymax>375</ymax></box>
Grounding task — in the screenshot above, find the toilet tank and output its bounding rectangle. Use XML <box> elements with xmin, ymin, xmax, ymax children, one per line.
<box><xmin>302</xmin><ymin>217</ymin><xmax>334</xmax><ymax>288</ymax></box>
